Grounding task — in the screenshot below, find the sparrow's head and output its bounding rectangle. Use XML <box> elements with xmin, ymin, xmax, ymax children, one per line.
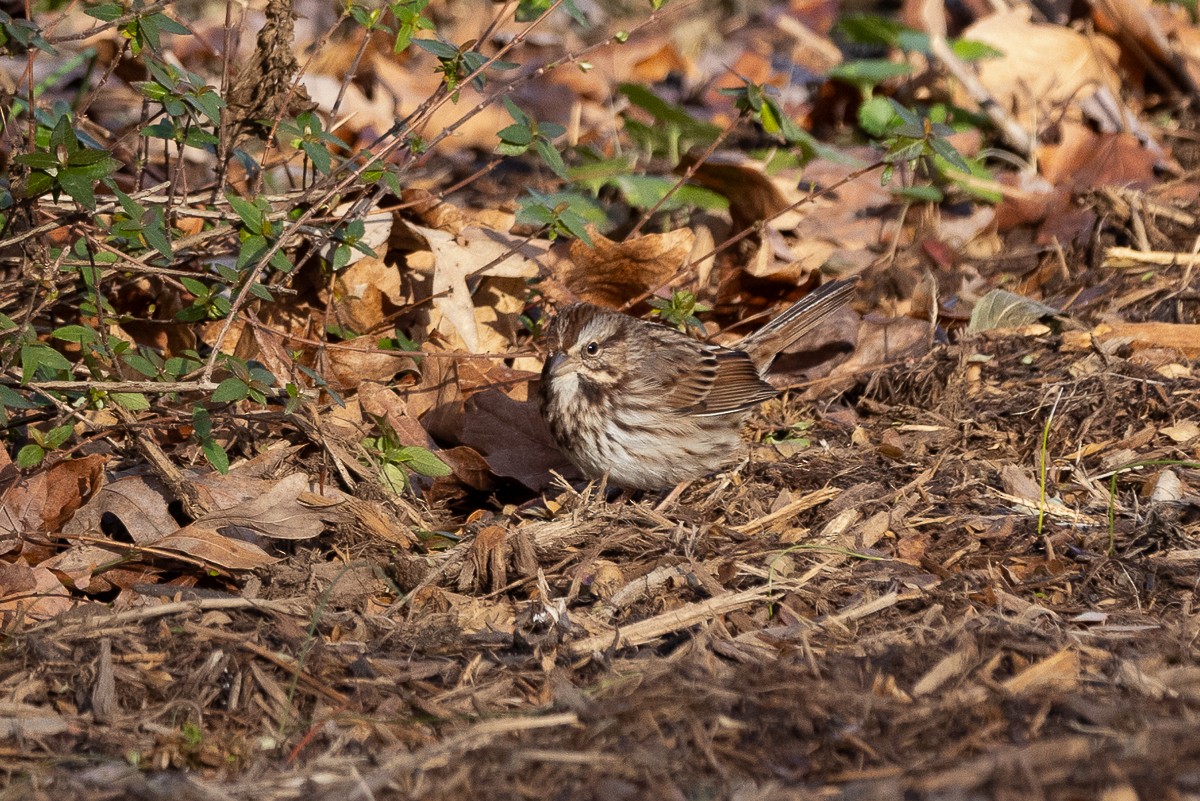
<box><xmin>540</xmin><ymin>303</ymin><xmax>633</xmax><ymax>400</ymax></box>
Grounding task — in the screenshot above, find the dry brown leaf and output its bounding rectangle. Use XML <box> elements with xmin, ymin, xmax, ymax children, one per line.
<box><xmin>189</xmin><ymin>473</ymin><xmax>331</xmax><ymax>541</ymax></box>
<box><xmin>682</xmin><ymin>154</ymin><xmax>804</xmax><ymax>234</ymax></box>
<box><xmin>1161</xmin><ymin>422</ymin><xmax>1200</xmax><ymax>445</ymax></box>
<box><xmin>793</xmin><ymin>156</ymin><xmax>893</xmax><ymax>274</ymax></box>
<box><xmin>321</xmin><ymin>335</ymin><xmax>416</xmax><ymax>390</ymax></box>
<box><xmin>1092</xmin><ymin>0</ymin><xmax>1195</xmax><ymax>86</ymax></box>
<box><xmin>334</xmin><ymin>255</ymin><xmax>406</xmax><ymax>334</ymax></box>
<box><xmin>405</xmin><ymin>348</ymin><xmax>465</xmax><ymax>441</ymax></box>
<box><xmin>0</xmin><ymin>564</ymin><xmax>73</xmax><ymax>623</ymax></box>
<box><xmin>959</xmin><ymin>8</ymin><xmax>1122</xmax><ymax>130</ymax></box>
<box><xmin>401</xmin><ymin>221</ymin><xmax>546</xmax><ymax>352</ymax></box>
<box><xmin>152</xmin><ymin>525</ymin><xmax>278</xmax><ymax>570</ymax></box>
<box><xmin>41</xmin><ymin>544</ymin><xmax>124</xmax><ymax>593</ymax></box>
<box><xmin>1038</xmin><ymin>124</ymin><xmax>1158</xmax><ymax>192</ymax></box>
<box><xmin>358</xmin><ymin>381</ymin><xmax>435</xmax><ymax>448</ymax></box>
<box><xmin>817</xmin><ymin>315</ymin><xmax>926</xmax><ymax>396</ymax></box>
<box><xmin>458</xmin><ymin>388</ymin><xmax>578</xmax><ymax>491</ymax></box>
<box><xmin>437</xmin><ymin>446</ymin><xmax>495</xmax><ymax>491</ymax></box>
<box><xmin>63</xmin><ymin>474</ymin><xmax>177</xmax><ymax>545</ymax></box>
<box><xmin>560</xmin><ymin>227</ymin><xmax>695</xmax><ymax>308</ymax></box>
<box><xmin>0</xmin><ymin>453</ymin><xmax>107</xmax><ymax>542</ymax></box>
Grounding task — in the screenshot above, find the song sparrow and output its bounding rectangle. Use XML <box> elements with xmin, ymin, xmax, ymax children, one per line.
<box><xmin>539</xmin><ymin>278</ymin><xmax>857</xmax><ymax>489</ymax></box>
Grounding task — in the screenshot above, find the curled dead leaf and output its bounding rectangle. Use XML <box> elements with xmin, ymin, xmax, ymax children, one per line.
<box><xmin>556</xmin><ymin>227</ymin><xmax>695</xmax><ymax>309</ymax></box>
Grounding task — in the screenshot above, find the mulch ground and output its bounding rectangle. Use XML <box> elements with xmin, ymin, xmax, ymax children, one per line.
<box><xmin>4</xmin><ymin>326</ymin><xmax>1198</xmax><ymax>801</ymax></box>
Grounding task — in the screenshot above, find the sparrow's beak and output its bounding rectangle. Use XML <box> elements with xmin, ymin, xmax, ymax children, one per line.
<box><xmin>544</xmin><ymin>350</ymin><xmax>572</xmax><ymax>378</ymax></box>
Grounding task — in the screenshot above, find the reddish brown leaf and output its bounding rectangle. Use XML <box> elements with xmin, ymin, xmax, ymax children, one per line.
<box><xmin>458</xmin><ymin>389</ymin><xmax>578</xmax><ymax>491</ymax></box>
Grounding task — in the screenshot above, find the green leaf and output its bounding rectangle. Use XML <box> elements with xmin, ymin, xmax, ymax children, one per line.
<box><xmin>17</xmin><ymin>444</ymin><xmax>45</xmax><ymax>468</ymax></box>
<box><xmin>13</xmin><ymin>152</ymin><xmax>61</xmax><ymax>169</ymax></box>
<box><xmin>829</xmin><ymin>59</ymin><xmax>913</xmax><ymax>88</ymax></box>
<box><xmin>495</xmin><ymin>141</ymin><xmax>530</xmax><ymax>156</ymax></box>
<box><xmin>21</xmin><ymin>171</ymin><xmax>54</xmax><ymax>199</ymax></box>
<box><xmin>0</xmin><ymin>385</ymin><xmax>35</xmax><ymax>410</ymax></box>
<box><xmin>211</xmin><ymin>377</ymin><xmax>249</xmax><ymax>403</ymax></box>
<box><xmin>618</xmin><ymin>83</ymin><xmax>722</xmax><ymax>143</ymax></box>
<box><xmin>192</xmin><ymin>405</ymin><xmax>213</xmax><ymax>438</ymax></box>
<box><xmin>557</xmin><ymin>209</ymin><xmax>592</xmax><ymax>244</ymax></box>
<box><xmin>497</xmin><ymin>123</ymin><xmax>533</xmax><ymax>147</ymax></box>
<box><xmin>758</xmin><ymin>98</ymin><xmax>783</xmax><ymax>136</ymax></box>
<box><xmin>249</xmin><ymin>282</ymin><xmax>274</xmax><ymax>301</ymax></box>
<box><xmin>398</xmin><ymin>446</ymin><xmax>452</xmax><ymax>477</ymax></box>
<box><xmin>412</xmin><ymin>37</ymin><xmax>458</xmax><ymax>59</ymax></box>
<box><xmin>202</xmin><ymin>438</ymin><xmax>230</xmax><ymax>473</ymax></box>
<box><xmin>56</xmin><ymin>171</ymin><xmax>97</xmax><ymax>208</ymax></box>
<box><xmin>180</xmin><ymin>276</ymin><xmax>210</xmax><ymax>297</ymax></box>
<box><xmin>269</xmin><ymin>248</ymin><xmax>295</xmax><ymax>273</ymax></box>
<box><xmin>835</xmin><ymin>15</ymin><xmax>906</xmax><ymax>48</ymax></box>
<box><xmin>534</xmin><ymin>139</ymin><xmax>568</xmax><ymax>179</ymax></box>
<box><xmin>20</xmin><ymin>343</ymin><xmax>72</xmax><ymax>379</ymax></box>
<box><xmin>237</xmin><ymin>234</ymin><xmax>270</xmax><ymax>270</ymax></box>
<box><xmin>895</xmin><ymin>30</ymin><xmax>931</xmax><ymax>53</ymax></box>
<box><xmin>951</xmin><ymin>38</ymin><xmax>1003</xmax><ymax>61</ymax></box>
<box><xmin>301</xmin><ymin>141</ymin><xmax>333</xmax><ymax>175</ymax></box>
<box><xmin>515</xmin><ymin>0</ymin><xmax>553</xmax><ymax>21</ymax></box>
<box><xmin>892</xmin><ymin>184</ymin><xmax>943</xmax><ymax>202</ymax></box>
<box><xmin>608</xmin><ymin>175</ymin><xmax>727</xmax><ymax>211</ymax></box>
<box><xmin>85</xmin><ymin>3</ymin><xmax>124</xmax><ymax>21</ymax></box>
<box><xmin>858</xmin><ymin>95</ymin><xmax>898</xmax><ymax>137</ymax></box>
<box><xmin>502</xmin><ymin>96</ymin><xmax>531</xmax><ymax>126</ymax></box>
<box><xmin>929</xmin><ymin>134</ymin><xmax>971</xmax><ymax>173</ymax></box>
<box><xmin>226</xmin><ymin>193</ymin><xmax>265</xmax><ymax>230</ymax></box>
<box><xmin>140</xmin><ymin>217</ymin><xmax>174</xmax><ymax>259</ymax></box>
<box><xmin>51</xmin><ymin>324</ymin><xmax>98</xmax><ymax>344</ymax></box>
<box><xmin>111</xmin><ymin>392</ymin><xmax>150</xmax><ymax>410</ymax></box>
<box><xmin>66</xmin><ymin>148</ymin><xmax>115</xmax><ymax>169</ymax></box>
<box><xmin>886</xmin><ymin>139</ymin><xmax>926</xmax><ymax>165</ymax></box>
<box><xmin>380</xmin><ymin>462</ymin><xmax>409</xmax><ymax>493</ymax></box>
<box><xmin>537</xmin><ymin>121</ymin><xmax>566</xmax><ymax>139</ymax></box>
<box><xmin>189</xmin><ymin>90</ymin><xmax>225</xmax><ymax>124</ymax></box>
<box><xmin>122</xmin><ymin>352</ymin><xmax>160</xmax><ymax>378</ymax></box>
<box><xmin>44</xmin><ymin>424</ymin><xmax>74</xmax><ymax>449</ymax></box>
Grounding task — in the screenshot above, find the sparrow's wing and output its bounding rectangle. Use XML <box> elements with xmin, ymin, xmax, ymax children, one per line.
<box><xmin>661</xmin><ymin>345</ymin><xmax>778</xmax><ymax>417</ymax></box>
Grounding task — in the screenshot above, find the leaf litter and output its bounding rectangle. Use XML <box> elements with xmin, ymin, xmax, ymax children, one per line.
<box><xmin>1</xmin><ymin>0</ymin><xmax>1199</xmax><ymax>798</ymax></box>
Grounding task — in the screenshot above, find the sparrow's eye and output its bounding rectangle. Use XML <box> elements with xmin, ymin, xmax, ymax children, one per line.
<box><xmin>584</xmin><ymin>341</ymin><xmax>599</xmax><ymax>356</ymax></box>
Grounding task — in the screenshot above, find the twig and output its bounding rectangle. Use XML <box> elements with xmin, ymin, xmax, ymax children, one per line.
<box><xmin>567</xmin><ymin>585</ymin><xmax>775</xmax><ymax>657</ymax></box>
<box><xmin>928</xmin><ymin>34</ymin><xmax>1036</xmax><ymax>158</ymax></box>
<box><xmin>334</xmin><ymin>712</ymin><xmax>581</xmax><ymax>801</ymax></box>
<box><xmin>26</xmin><ymin>596</ymin><xmax>303</xmax><ymax>634</ymax></box>
<box><xmin>731</xmin><ymin>487</ymin><xmax>840</xmax><ymax>535</ymax></box>
<box><xmin>620</xmin><ymin>158</ymin><xmax>886</xmax><ymax>311</ymax></box>
<box><xmin>1103</xmin><ymin>245</ymin><xmax>1200</xmax><ymax>269</ymax></box>
<box><xmin>625</xmin><ymin>110</ymin><xmax>747</xmax><ymax>238</ymax></box>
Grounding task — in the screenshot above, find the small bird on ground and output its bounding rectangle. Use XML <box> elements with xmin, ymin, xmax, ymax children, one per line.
<box><xmin>538</xmin><ymin>278</ymin><xmax>857</xmax><ymax>490</ymax></box>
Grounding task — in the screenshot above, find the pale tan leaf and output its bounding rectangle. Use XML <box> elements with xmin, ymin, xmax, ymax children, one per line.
<box><xmin>153</xmin><ymin>525</ymin><xmax>279</xmax><ymax>569</ymax></box>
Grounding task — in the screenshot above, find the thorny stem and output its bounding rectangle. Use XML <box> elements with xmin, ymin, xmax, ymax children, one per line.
<box><xmin>200</xmin><ymin>0</ymin><xmax>572</xmax><ymax>381</ymax></box>
<box><xmin>202</xmin><ymin>0</ymin><xmax>695</xmax><ymax>382</ymax></box>
<box><xmin>621</xmin><ymin>158</ymin><xmax>887</xmax><ymax>311</ymax></box>
<box><xmin>625</xmin><ymin>110</ymin><xmax>748</xmax><ymax>239</ymax></box>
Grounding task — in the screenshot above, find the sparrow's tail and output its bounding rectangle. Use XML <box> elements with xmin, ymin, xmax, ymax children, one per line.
<box><xmin>738</xmin><ymin>277</ymin><xmax>859</xmax><ymax>374</ymax></box>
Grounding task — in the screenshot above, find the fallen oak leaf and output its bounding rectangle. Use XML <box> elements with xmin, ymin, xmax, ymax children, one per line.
<box><xmin>400</xmin><ymin>221</ymin><xmax>547</xmax><ymax>353</ymax></box>
<box><xmin>191</xmin><ymin>473</ymin><xmax>332</xmax><ymax>541</ymax></box>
